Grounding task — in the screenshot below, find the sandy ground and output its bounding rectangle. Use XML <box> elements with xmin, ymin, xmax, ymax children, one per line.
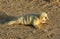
<box><xmin>0</xmin><ymin>0</ymin><xmax>60</xmax><ymax>39</ymax></box>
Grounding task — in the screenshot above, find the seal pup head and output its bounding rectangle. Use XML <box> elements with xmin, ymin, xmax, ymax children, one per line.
<box><xmin>40</xmin><ymin>12</ymin><xmax>49</xmax><ymax>23</ymax></box>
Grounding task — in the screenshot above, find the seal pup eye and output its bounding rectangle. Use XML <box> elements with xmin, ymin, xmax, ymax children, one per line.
<box><xmin>45</xmin><ymin>17</ymin><xmax>47</xmax><ymax>19</ymax></box>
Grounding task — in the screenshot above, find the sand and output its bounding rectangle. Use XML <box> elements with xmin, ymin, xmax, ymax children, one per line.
<box><xmin>0</xmin><ymin>0</ymin><xmax>60</xmax><ymax>39</ymax></box>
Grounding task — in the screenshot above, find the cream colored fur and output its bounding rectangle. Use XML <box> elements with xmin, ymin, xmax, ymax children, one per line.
<box><xmin>8</xmin><ymin>12</ymin><xmax>49</xmax><ymax>29</ymax></box>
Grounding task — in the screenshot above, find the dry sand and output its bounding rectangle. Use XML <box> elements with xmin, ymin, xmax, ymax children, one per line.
<box><xmin>0</xmin><ymin>0</ymin><xmax>60</xmax><ymax>39</ymax></box>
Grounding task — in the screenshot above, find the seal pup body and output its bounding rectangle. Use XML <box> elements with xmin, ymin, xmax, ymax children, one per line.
<box><xmin>8</xmin><ymin>12</ymin><xmax>49</xmax><ymax>29</ymax></box>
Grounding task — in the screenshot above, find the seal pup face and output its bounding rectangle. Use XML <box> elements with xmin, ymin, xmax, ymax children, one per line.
<box><xmin>40</xmin><ymin>12</ymin><xmax>49</xmax><ymax>23</ymax></box>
